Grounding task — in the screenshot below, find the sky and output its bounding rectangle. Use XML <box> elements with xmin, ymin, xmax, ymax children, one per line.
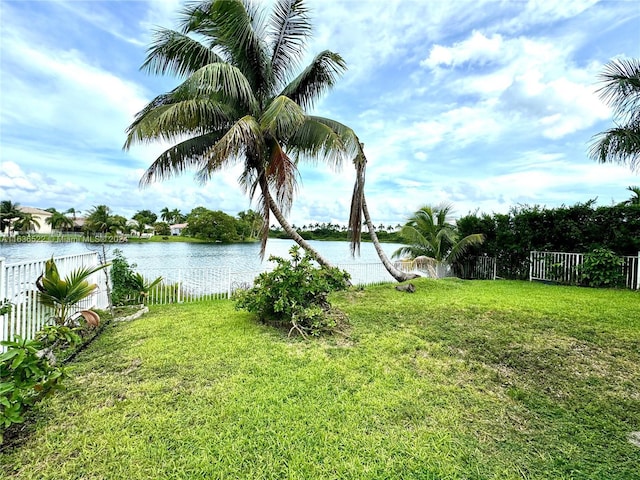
<box><xmin>1</xmin><ymin>0</ymin><xmax>639</xmax><ymax>227</ymax></box>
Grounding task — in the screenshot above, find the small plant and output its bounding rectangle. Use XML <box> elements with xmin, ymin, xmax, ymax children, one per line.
<box><xmin>110</xmin><ymin>250</ymin><xmax>162</xmax><ymax>305</ymax></box>
<box><xmin>36</xmin><ymin>257</ymin><xmax>109</xmax><ymax>325</ymax></box>
<box><xmin>0</xmin><ymin>299</ymin><xmax>12</xmax><ymax>316</ymax></box>
<box><xmin>578</xmin><ymin>248</ymin><xmax>625</xmax><ymax>288</ymax></box>
<box><xmin>0</xmin><ymin>334</ymin><xmax>71</xmax><ymax>443</ymax></box>
<box><xmin>234</xmin><ymin>246</ymin><xmax>350</xmax><ymax>337</ymax></box>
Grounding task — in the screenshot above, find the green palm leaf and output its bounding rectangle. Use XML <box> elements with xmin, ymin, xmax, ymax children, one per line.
<box><xmin>141</xmin><ymin>28</ymin><xmax>224</xmax><ymax>77</ymax></box>
<box><xmin>281</xmin><ymin>50</ymin><xmax>347</xmax><ymax>110</ymax></box>
<box><xmin>197</xmin><ymin>115</ymin><xmax>263</xmax><ymax>182</ymax></box>
<box><xmin>140</xmin><ymin>133</ymin><xmax>224</xmax><ymax>186</ymax></box>
<box><xmin>269</xmin><ymin>0</ymin><xmax>311</xmax><ymax>88</ymax></box>
<box><xmin>259</xmin><ymin>95</ymin><xmax>306</xmax><ymax>139</ymax></box>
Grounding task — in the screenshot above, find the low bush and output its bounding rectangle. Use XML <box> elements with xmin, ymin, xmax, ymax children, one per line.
<box><xmin>0</xmin><ymin>333</ymin><xmax>72</xmax><ymax>443</ymax></box>
<box><xmin>234</xmin><ymin>246</ymin><xmax>350</xmax><ymax>337</ymax></box>
<box><xmin>579</xmin><ymin>248</ymin><xmax>625</xmax><ymax>288</ymax></box>
<box><xmin>110</xmin><ymin>249</ymin><xmax>161</xmax><ymax>305</ymax></box>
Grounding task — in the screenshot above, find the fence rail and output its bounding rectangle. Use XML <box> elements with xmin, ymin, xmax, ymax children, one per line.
<box><xmin>0</xmin><ymin>253</ymin><xmax>110</xmax><ymax>352</ymax></box>
<box><xmin>529</xmin><ymin>251</ymin><xmax>640</xmax><ymax>290</ymax></box>
<box><xmin>142</xmin><ymin>262</ymin><xmax>397</xmax><ymax>305</ymax></box>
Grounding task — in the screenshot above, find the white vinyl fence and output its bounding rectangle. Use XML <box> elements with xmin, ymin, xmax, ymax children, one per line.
<box><xmin>0</xmin><ymin>253</ymin><xmax>110</xmax><ymax>351</ymax></box>
<box><xmin>142</xmin><ymin>262</ymin><xmax>397</xmax><ymax>305</ymax></box>
<box><xmin>529</xmin><ymin>251</ymin><xmax>640</xmax><ymax>290</ymax></box>
<box><xmin>393</xmin><ymin>256</ymin><xmax>497</xmax><ymax>280</ymax></box>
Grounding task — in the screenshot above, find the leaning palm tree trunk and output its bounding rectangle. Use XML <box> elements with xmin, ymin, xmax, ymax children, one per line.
<box><xmin>351</xmin><ymin>146</ymin><xmax>419</xmax><ymax>282</ymax></box>
<box><xmin>261</xmin><ymin>181</ymin><xmax>334</xmax><ymax>269</ymax></box>
<box><xmin>362</xmin><ymin>195</ymin><xmax>420</xmax><ymax>282</ymax></box>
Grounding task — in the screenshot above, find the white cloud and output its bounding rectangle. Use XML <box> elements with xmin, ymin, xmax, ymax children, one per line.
<box><xmin>421</xmin><ymin>31</ymin><xmax>505</xmax><ymax>68</ymax></box>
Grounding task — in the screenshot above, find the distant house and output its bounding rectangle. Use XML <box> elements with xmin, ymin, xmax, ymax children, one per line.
<box><xmin>17</xmin><ymin>207</ymin><xmax>53</xmax><ymax>234</ymax></box>
<box><xmin>170</xmin><ymin>223</ymin><xmax>188</xmax><ymax>236</ymax></box>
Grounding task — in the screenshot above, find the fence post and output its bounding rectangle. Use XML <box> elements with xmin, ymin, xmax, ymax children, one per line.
<box><xmin>637</xmin><ymin>252</ymin><xmax>640</xmax><ymax>291</ymax></box>
<box><xmin>529</xmin><ymin>251</ymin><xmax>533</xmax><ymax>281</ymax></box>
<box><xmin>0</xmin><ymin>257</ymin><xmax>5</xmax><ymax>349</ymax></box>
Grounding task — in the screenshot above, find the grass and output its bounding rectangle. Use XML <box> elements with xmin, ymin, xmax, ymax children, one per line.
<box><xmin>1</xmin><ymin>279</ymin><xmax>639</xmax><ymax>479</ymax></box>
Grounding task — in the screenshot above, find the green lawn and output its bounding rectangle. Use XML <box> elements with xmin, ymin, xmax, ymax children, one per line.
<box><xmin>1</xmin><ymin>279</ymin><xmax>639</xmax><ymax>479</ymax></box>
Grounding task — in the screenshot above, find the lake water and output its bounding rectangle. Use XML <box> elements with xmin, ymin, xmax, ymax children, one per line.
<box><xmin>0</xmin><ymin>238</ymin><xmax>402</xmax><ymax>274</ymax></box>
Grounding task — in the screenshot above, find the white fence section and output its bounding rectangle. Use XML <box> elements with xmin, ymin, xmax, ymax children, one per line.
<box><xmin>142</xmin><ymin>262</ymin><xmax>396</xmax><ymax>305</ymax></box>
<box><xmin>0</xmin><ymin>253</ymin><xmax>109</xmax><ymax>351</ymax></box>
<box><xmin>393</xmin><ymin>256</ymin><xmax>497</xmax><ymax>280</ymax></box>
<box><xmin>529</xmin><ymin>251</ymin><xmax>640</xmax><ymax>290</ymax></box>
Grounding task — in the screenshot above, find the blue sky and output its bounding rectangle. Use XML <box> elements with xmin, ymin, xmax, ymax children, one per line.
<box><xmin>1</xmin><ymin>0</ymin><xmax>639</xmax><ymax>227</ymax></box>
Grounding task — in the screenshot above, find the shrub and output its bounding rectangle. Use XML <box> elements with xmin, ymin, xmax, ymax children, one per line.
<box><xmin>579</xmin><ymin>248</ymin><xmax>625</xmax><ymax>288</ymax></box>
<box><xmin>110</xmin><ymin>250</ymin><xmax>162</xmax><ymax>305</ymax></box>
<box><xmin>234</xmin><ymin>247</ymin><xmax>350</xmax><ymax>337</ymax></box>
<box><xmin>0</xmin><ymin>334</ymin><xmax>71</xmax><ymax>443</ymax></box>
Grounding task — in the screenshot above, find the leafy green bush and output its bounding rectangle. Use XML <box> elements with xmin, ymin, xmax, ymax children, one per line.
<box><xmin>234</xmin><ymin>247</ymin><xmax>350</xmax><ymax>337</ymax></box>
<box><xmin>0</xmin><ymin>299</ymin><xmax>12</xmax><ymax>316</ymax></box>
<box><xmin>579</xmin><ymin>248</ymin><xmax>625</xmax><ymax>288</ymax></box>
<box><xmin>110</xmin><ymin>249</ymin><xmax>161</xmax><ymax>305</ymax></box>
<box><xmin>0</xmin><ymin>334</ymin><xmax>71</xmax><ymax>443</ymax></box>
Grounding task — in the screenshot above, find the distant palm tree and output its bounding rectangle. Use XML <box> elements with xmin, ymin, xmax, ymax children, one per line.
<box><xmin>14</xmin><ymin>213</ymin><xmax>40</xmax><ymax>233</ymax></box>
<box><xmin>65</xmin><ymin>208</ymin><xmax>80</xmax><ymax>224</ymax></box>
<box><xmin>123</xmin><ymin>0</ymin><xmax>359</xmax><ymax>268</ymax></box>
<box><xmin>160</xmin><ymin>207</ymin><xmax>172</xmax><ymax>222</ymax></box>
<box><xmin>170</xmin><ymin>209</ymin><xmax>185</xmax><ymax>224</ymax></box>
<box><xmin>46</xmin><ymin>211</ymin><xmax>74</xmax><ymax>232</ymax></box>
<box><xmin>85</xmin><ymin>205</ymin><xmax>118</xmax><ymax>234</ymax></box>
<box><xmin>0</xmin><ymin>200</ymin><xmax>22</xmax><ymax>235</ymax></box>
<box><xmin>392</xmin><ymin>204</ymin><xmax>485</xmax><ymax>265</ymax></box>
<box><xmin>589</xmin><ymin>58</ymin><xmax>640</xmax><ymax>172</ymax></box>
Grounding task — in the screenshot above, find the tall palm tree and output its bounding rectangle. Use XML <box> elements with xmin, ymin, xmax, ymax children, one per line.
<box><xmin>392</xmin><ymin>204</ymin><xmax>485</xmax><ymax>269</ymax></box>
<box><xmin>589</xmin><ymin>58</ymin><xmax>640</xmax><ymax>172</ymax></box>
<box><xmin>123</xmin><ymin>0</ymin><xmax>359</xmax><ymax>267</ymax></box>
<box><xmin>0</xmin><ymin>200</ymin><xmax>22</xmax><ymax>235</ymax></box>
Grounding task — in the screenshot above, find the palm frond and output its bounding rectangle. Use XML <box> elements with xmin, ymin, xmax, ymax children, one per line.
<box><xmin>140</xmin><ymin>133</ymin><xmax>223</xmax><ymax>186</ymax></box>
<box><xmin>589</xmin><ymin>123</ymin><xmax>640</xmax><ymax>172</ymax></box>
<box><xmin>265</xmin><ymin>141</ymin><xmax>299</xmax><ymax>215</ymax></box>
<box><xmin>447</xmin><ymin>233</ymin><xmax>485</xmax><ymax>264</ymax></box>
<box><xmin>269</xmin><ymin>0</ymin><xmax>311</xmax><ymax>89</ymax></box>
<box><xmin>280</xmin><ymin>50</ymin><xmax>346</xmax><ymax>110</ymax></box>
<box><xmin>196</xmin><ymin>115</ymin><xmax>264</xmax><ymax>182</ymax></box>
<box><xmin>259</xmin><ymin>95</ymin><xmax>306</xmax><ymax>140</ymax></box>
<box><xmin>348</xmin><ymin>143</ymin><xmax>365</xmax><ymax>256</ymax></box>
<box><xmin>141</xmin><ymin>28</ymin><xmax>224</xmax><ymax>77</ymax></box>
<box><xmin>124</xmin><ymin>98</ymin><xmax>235</xmax><ymax>149</ymax></box>
<box><xmin>182</xmin><ymin>0</ymin><xmax>271</xmax><ymax>95</ymax></box>
<box><xmin>597</xmin><ymin>58</ymin><xmax>640</xmax><ymax>122</ymax></box>
<box><xmin>286</xmin><ymin>116</ymin><xmax>357</xmax><ymax>169</ymax></box>
<box><xmin>176</xmin><ymin>62</ymin><xmax>259</xmax><ymax>113</ymax></box>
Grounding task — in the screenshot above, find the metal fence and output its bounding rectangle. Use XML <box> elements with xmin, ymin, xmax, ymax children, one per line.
<box><xmin>0</xmin><ymin>253</ymin><xmax>110</xmax><ymax>351</ymax></box>
<box><xmin>529</xmin><ymin>251</ymin><xmax>640</xmax><ymax>290</ymax></box>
